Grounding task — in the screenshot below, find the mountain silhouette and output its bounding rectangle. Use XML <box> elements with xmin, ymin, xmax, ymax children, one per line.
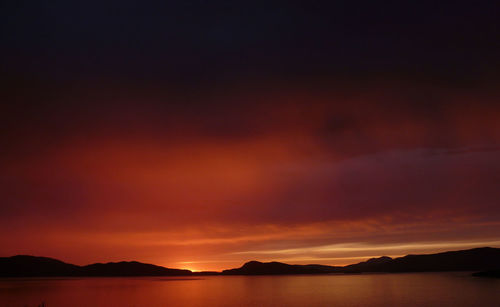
<box><xmin>222</xmin><ymin>261</ymin><xmax>341</xmax><ymax>275</ymax></box>
<box><xmin>81</xmin><ymin>261</ymin><xmax>191</xmax><ymax>276</ymax></box>
<box><xmin>0</xmin><ymin>255</ymin><xmax>80</xmax><ymax>277</ymax></box>
<box><xmin>344</xmin><ymin>247</ymin><xmax>500</xmax><ymax>272</ymax></box>
<box><xmin>222</xmin><ymin>247</ymin><xmax>500</xmax><ymax>275</ymax></box>
<box><xmin>0</xmin><ymin>256</ymin><xmax>191</xmax><ymax>277</ymax></box>
<box><xmin>342</xmin><ymin>256</ymin><xmax>393</xmax><ymax>273</ymax></box>
<box><xmin>1</xmin><ymin>247</ymin><xmax>499</xmax><ymax>277</ymax></box>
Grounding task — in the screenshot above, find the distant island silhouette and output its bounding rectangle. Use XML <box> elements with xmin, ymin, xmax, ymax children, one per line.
<box><xmin>1</xmin><ymin>247</ymin><xmax>499</xmax><ymax>277</ymax></box>
<box><xmin>472</xmin><ymin>269</ymin><xmax>500</xmax><ymax>278</ymax></box>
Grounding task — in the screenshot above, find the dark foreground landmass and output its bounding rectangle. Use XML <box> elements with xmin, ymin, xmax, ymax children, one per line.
<box><xmin>1</xmin><ymin>247</ymin><xmax>499</xmax><ymax>277</ymax></box>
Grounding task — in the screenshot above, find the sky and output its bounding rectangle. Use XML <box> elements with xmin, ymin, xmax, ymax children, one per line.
<box><xmin>1</xmin><ymin>1</ymin><xmax>500</xmax><ymax>271</ymax></box>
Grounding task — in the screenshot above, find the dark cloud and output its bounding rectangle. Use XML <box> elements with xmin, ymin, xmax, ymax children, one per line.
<box><xmin>2</xmin><ymin>1</ymin><xmax>499</xmax><ymax>84</ymax></box>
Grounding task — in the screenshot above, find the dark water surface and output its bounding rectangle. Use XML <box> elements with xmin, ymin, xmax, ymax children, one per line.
<box><xmin>1</xmin><ymin>272</ymin><xmax>499</xmax><ymax>307</ymax></box>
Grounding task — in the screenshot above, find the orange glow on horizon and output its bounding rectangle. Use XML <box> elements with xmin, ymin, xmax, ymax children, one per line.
<box><xmin>1</xmin><ymin>86</ymin><xmax>500</xmax><ymax>271</ymax></box>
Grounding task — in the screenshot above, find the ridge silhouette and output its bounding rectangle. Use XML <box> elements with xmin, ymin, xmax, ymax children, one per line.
<box><xmin>1</xmin><ymin>247</ymin><xmax>499</xmax><ymax>277</ymax></box>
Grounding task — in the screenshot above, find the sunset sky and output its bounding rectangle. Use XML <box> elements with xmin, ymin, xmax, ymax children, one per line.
<box><xmin>1</xmin><ymin>1</ymin><xmax>500</xmax><ymax>271</ymax></box>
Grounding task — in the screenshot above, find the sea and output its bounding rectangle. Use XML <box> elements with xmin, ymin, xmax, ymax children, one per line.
<box><xmin>1</xmin><ymin>272</ymin><xmax>499</xmax><ymax>306</ymax></box>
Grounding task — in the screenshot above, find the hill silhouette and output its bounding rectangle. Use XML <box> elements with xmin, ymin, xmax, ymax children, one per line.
<box><xmin>0</xmin><ymin>255</ymin><xmax>80</xmax><ymax>277</ymax></box>
<box><xmin>342</xmin><ymin>256</ymin><xmax>393</xmax><ymax>273</ymax></box>
<box><xmin>222</xmin><ymin>261</ymin><xmax>341</xmax><ymax>275</ymax></box>
<box><xmin>344</xmin><ymin>247</ymin><xmax>500</xmax><ymax>272</ymax></box>
<box><xmin>0</xmin><ymin>256</ymin><xmax>191</xmax><ymax>277</ymax></box>
<box><xmin>82</xmin><ymin>261</ymin><xmax>191</xmax><ymax>276</ymax></box>
<box><xmin>222</xmin><ymin>247</ymin><xmax>500</xmax><ymax>275</ymax></box>
<box><xmin>1</xmin><ymin>247</ymin><xmax>499</xmax><ymax>277</ymax></box>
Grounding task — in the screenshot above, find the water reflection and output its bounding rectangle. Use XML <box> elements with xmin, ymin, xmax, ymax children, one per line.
<box><xmin>1</xmin><ymin>273</ymin><xmax>499</xmax><ymax>307</ymax></box>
